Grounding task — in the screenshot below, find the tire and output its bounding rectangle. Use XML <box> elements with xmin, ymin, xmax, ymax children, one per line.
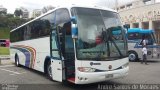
<box><xmin>15</xmin><ymin>55</ymin><xmax>20</xmax><ymax>67</ymax></box>
<box><xmin>128</xmin><ymin>51</ymin><xmax>138</xmax><ymax>62</ymax></box>
<box><xmin>46</xmin><ymin>61</ymin><xmax>52</xmax><ymax>80</ymax></box>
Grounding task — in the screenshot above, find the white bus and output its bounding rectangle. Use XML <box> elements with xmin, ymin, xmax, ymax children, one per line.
<box><xmin>127</xmin><ymin>28</ymin><xmax>160</xmax><ymax>61</ymax></box>
<box><xmin>10</xmin><ymin>5</ymin><xmax>129</xmax><ymax>84</ymax></box>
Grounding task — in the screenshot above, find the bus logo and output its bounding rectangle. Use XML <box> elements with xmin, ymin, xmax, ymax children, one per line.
<box><xmin>90</xmin><ymin>62</ymin><xmax>101</xmax><ymax>66</ymax></box>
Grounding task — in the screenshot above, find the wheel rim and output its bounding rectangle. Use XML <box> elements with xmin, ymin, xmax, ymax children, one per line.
<box><xmin>47</xmin><ymin>64</ymin><xmax>52</xmax><ymax>78</ymax></box>
<box><xmin>129</xmin><ymin>53</ymin><xmax>136</xmax><ymax>61</ymax></box>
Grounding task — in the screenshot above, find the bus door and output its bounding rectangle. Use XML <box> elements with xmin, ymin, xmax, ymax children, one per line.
<box><xmin>63</xmin><ymin>22</ymin><xmax>75</xmax><ymax>82</ymax></box>
<box><xmin>51</xmin><ymin>59</ymin><xmax>62</xmax><ymax>82</ymax></box>
<box><xmin>50</xmin><ymin>8</ymin><xmax>75</xmax><ymax>82</ymax></box>
<box><xmin>50</xmin><ymin>22</ymin><xmax>75</xmax><ymax>82</ymax></box>
<box><xmin>50</xmin><ymin>29</ymin><xmax>63</xmax><ymax>82</ymax></box>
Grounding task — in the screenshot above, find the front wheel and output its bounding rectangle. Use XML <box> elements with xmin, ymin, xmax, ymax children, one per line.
<box><xmin>128</xmin><ymin>51</ymin><xmax>138</xmax><ymax>62</ymax></box>
<box><xmin>15</xmin><ymin>55</ymin><xmax>20</xmax><ymax>67</ymax></box>
<box><xmin>46</xmin><ymin>61</ymin><xmax>52</xmax><ymax>80</ymax></box>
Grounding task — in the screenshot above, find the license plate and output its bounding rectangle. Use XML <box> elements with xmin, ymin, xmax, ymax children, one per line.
<box><xmin>105</xmin><ymin>74</ymin><xmax>113</xmax><ymax>78</ymax></box>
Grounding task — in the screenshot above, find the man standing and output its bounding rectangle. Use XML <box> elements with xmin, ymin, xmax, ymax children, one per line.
<box><xmin>141</xmin><ymin>45</ymin><xmax>148</xmax><ymax>65</ymax></box>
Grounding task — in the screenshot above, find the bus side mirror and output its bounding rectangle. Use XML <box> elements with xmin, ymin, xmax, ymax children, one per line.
<box><xmin>72</xmin><ymin>24</ymin><xmax>78</xmax><ymax>39</ymax></box>
<box><xmin>71</xmin><ymin>16</ymin><xmax>77</xmax><ymax>24</ymax></box>
<box><xmin>71</xmin><ymin>16</ymin><xmax>78</xmax><ymax>39</ymax></box>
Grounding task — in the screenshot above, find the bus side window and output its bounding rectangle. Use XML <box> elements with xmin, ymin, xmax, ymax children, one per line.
<box><xmin>55</xmin><ymin>8</ymin><xmax>71</xmax><ymax>59</ymax></box>
<box><xmin>65</xmin><ymin>23</ymin><xmax>74</xmax><ymax>50</ymax></box>
<box><xmin>140</xmin><ymin>34</ymin><xmax>153</xmax><ymax>45</ymax></box>
<box><xmin>51</xmin><ymin>32</ymin><xmax>61</xmax><ymax>58</ymax></box>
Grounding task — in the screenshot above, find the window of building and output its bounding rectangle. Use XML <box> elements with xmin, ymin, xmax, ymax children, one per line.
<box><xmin>120</xmin><ymin>6</ymin><xmax>125</xmax><ymax>10</ymax></box>
<box><xmin>126</xmin><ymin>4</ymin><xmax>132</xmax><ymax>9</ymax></box>
<box><xmin>143</xmin><ymin>0</ymin><xmax>152</xmax><ymax>5</ymax></box>
<box><xmin>133</xmin><ymin>23</ymin><xmax>139</xmax><ymax>28</ymax></box>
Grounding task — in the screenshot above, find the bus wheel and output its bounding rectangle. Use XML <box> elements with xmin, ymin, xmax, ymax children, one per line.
<box><xmin>15</xmin><ymin>55</ymin><xmax>20</xmax><ymax>67</ymax></box>
<box><xmin>128</xmin><ymin>51</ymin><xmax>138</xmax><ymax>62</ymax></box>
<box><xmin>47</xmin><ymin>61</ymin><xmax>52</xmax><ymax>79</ymax></box>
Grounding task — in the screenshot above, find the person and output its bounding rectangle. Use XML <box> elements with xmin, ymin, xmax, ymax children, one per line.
<box><xmin>141</xmin><ymin>45</ymin><xmax>148</xmax><ymax>65</ymax></box>
<box><xmin>141</xmin><ymin>35</ymin><xmax>147</xmax><ymax>46</ymax></box>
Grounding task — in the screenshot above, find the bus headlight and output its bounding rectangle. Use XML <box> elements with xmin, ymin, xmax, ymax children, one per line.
<box><xmin>77</xmin><ymin>67</ymin><xmax>96</xmax><ymax>72</ymax></box>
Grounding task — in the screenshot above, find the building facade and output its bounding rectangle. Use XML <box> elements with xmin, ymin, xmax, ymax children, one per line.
<box><xmin>118</xmin><ymin>0</ymin><xmax>160</xmax><ymax>44</ymax></box>
<box><xmin>29</xmin><ymin>6</ymin><xmax>55</xmax><ymax>19</ymax></box>
<box><xmin>15</xmin><ymin>7</ymin><xmax>29</xmax><ymax>19</ymax></box>
<box><xmin>30</xmin><ymin>9</ymin><xmax>42</xmax><ymax>19</ymax></box>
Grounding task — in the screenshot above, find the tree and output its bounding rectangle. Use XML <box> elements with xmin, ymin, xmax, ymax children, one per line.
<box><xmin>14</xmin><ymin>9</ymin><xmax>22</xmax><ymax>17</ymax></box>
<box><xmin>6</xmin><ymin>14</ymin><xmax>14</xmax><ymax>18</ymax></box>
<box><xmin>0</xmin><ymin>13</ymin><xmax>28</xmax><ymax>30</ymax></box>
<box><xmin>0</xmin><ymin>10</ymin><xmax>7</xmax><ymax>16</ymax></box>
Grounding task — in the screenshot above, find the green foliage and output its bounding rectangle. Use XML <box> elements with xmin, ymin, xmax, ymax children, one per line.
<box><xmin>0</xmin><ymin>14</ymin><xmax>28</xmax><ymax>30</ymax></box>
<box><xmin>0</xmin><ymin>14</ymin><xmax>29</xmax><ymax>39</ymax></box>
<box><xmin>0</xmin><ymin>47</ymin><xmax>10</xmax><ymax>55</ymax></box>
<box><xmin>14</xmin><ymin>9</ymin><xmax>22</xmax><ymax>17</ymax></box>
<box><xmin>6</xmin><ymin>14</ymin><xmax>14</xmax><ymax>18</ymax></box>
<box><xmin>0</xmin><ymin>27</ymin><xmax>10</xmax><ymax>39</ymax></box>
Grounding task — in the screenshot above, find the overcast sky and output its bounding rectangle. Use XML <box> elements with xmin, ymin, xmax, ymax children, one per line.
<box><xmin>0</xmin><ymin>0</ymin><xmax>134</xmax><ymax>14</ymax></box>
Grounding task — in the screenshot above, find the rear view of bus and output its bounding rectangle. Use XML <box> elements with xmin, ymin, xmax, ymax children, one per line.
<box><xmin>68</xmin><ymin>7</ymin><xmax>129</xmax><ymax>84</ymax></box>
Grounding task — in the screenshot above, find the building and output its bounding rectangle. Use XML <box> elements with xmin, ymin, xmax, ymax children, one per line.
<box><xmin>117</xmin><ymin>0</ymin><xmax>160</xmax><ymax>44</ymax></box>
<box><xmin>29</xmin><ymin>6</ymin><xmax>55</xmax><ymax>19</ymax></box>
<box><xmin>42</xmin><ymin>5</ymin><xmax>55</xmax><ymax>14</ymax></box>
<box><xmin>30</xmin><ymin>9</ymin><xmax>42</xmax><ymax>18</ymax></box>
<box><xmin>0</xmin><ymin>5</ymin><xmax>7</xmax><ymax>15</ymax></box>
<box><xmin>15</xmin><ymin>7</ymin><xmax>29</xmax><ymax>19</ymax></box>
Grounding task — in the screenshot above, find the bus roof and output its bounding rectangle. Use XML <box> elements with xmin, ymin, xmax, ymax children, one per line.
<box><xmin>10</xmin><ymin>5</ymin><xmax>117</xmax><ymax>32</ymax></box>
<box><xmin>127</xmin><ymin>28</ymin><xmax>154</xmax><ymax>34</ymax></box>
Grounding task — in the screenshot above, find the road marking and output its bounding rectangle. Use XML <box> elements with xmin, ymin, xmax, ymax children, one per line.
<box><xmin>0</xmin><ymin>68</ymin><xmax>26</xmax><ymax>75</ymax></box>
<box><xmin>10</xmin><ymin>72</ymin><xmax>26</xmax><ymax>75</ymax></box>
<box><xmin>0</xmin><ymin>65</ymin><xmax>14</xmax><ymax>68</ymax></box>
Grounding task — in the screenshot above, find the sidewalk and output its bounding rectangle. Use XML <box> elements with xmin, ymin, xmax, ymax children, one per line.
<box><xmin>0</xmin><ymin>59</ymin><xmax>14</xmax><ymax>65</ymax></box>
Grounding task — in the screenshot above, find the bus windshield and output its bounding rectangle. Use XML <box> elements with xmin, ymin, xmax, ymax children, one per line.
<box><xmin>73</xmin><ymin>7</ymin><xmax>127</xmax><ymax>60</ymax></box>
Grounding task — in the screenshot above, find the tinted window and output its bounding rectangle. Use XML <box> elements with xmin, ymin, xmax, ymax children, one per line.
<box><xmin>24</xmin><ymin>25</ymin><xmax>31</xmax><ymax>40</ymax></box>
<box><xmin>55</xmin><ymin>8</ymin><xmax>70</xmax><ymax>25</ymax></box>
<box><xmin>11</xmin><ymin>9</ymin><xmax>70</xmax><ymax>42</ymax></box>
<box><xmin>11</xmin><ymin>11</ymin><xmax>56</xmax><ymax>42</ymax></box>
<box><xmin>11</xmin><ymin>27</ymin><xmax>24</xmax><ymax>42</ymax></box>
<box><xmin>51</xmin><ymin>8</ymin><xmax>71</xmax><ymax>58</ymax></box>
<box><xmin>128</xmin><ymin>33</ymin><xmax>141</xmax><ymax>40</ymax></box>
<box><xmin>30</xmin><ymin>12</ymin><xmax>55</xmax><ymax>39</ymax></box>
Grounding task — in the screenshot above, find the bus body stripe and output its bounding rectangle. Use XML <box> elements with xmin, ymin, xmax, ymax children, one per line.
<box><xmin>11</xmin><ymin>45</ymin><xmax>36</xmax><ymax>68</ymax></box>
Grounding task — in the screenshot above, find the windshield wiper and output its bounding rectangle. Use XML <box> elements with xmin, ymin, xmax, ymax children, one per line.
<box><xmin>94</xmin><ymin>28</ymin><xmax>109</xmax><ymax>61</ymax></box>
<box><xmin>107</xmin><ymin>27</ymin><xmax>123</xmax><ymax>57</ymax></box>
<box><xmin>94</xmin><ymin>27</ymin><xmax>124</xmax><ymax>60</ymax></box>
<box><xmin>102</xmin><ymin>27</ymin><xmax>123</xmax><ymax>57</ymax></box>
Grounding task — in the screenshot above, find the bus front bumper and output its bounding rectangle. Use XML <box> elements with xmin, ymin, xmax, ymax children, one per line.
<box><xmin>75</xmin><ymin>66</ymin><xmax>129</xmax><ymax>84</ymax></box>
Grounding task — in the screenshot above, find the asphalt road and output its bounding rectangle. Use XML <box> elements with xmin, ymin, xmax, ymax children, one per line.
<box><xmin>0</xmin><ymin>59</ymin><xmax>160</xmax><ymax>90</ymax></box>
